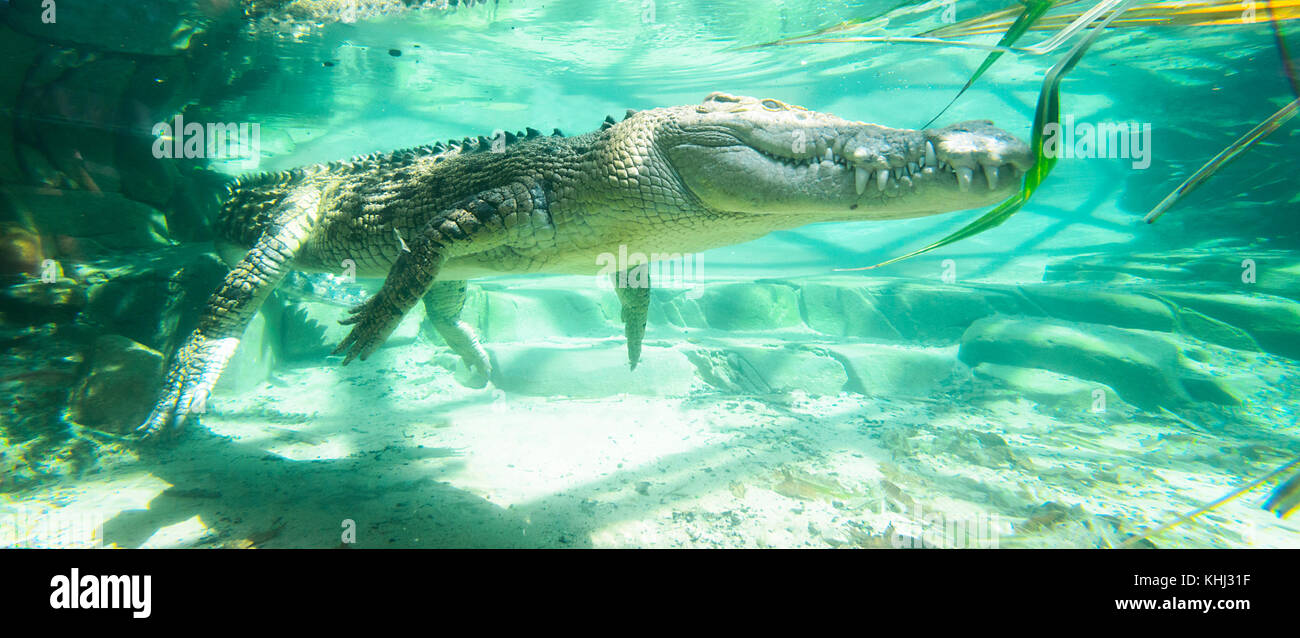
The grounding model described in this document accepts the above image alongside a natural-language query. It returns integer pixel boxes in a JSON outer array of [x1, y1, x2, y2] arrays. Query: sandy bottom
[[4, 329, 1298, 550]]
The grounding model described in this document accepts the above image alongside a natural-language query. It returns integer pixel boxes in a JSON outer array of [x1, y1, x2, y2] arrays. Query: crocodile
[[137, 92, 1032, 439], [247, 0, 496, 32]]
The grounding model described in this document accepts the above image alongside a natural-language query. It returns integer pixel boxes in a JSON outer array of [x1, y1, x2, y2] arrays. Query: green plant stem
[[1119, 455, 1300, 548], [841, 0, 1138, 272]]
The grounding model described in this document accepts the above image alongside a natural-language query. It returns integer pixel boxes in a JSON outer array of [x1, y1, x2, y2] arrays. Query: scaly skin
[[246, 0, 493, 29], [137, 93, 1032, 439]]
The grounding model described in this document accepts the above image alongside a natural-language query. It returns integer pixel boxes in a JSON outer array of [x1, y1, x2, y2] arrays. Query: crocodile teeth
[[925, 141, 936, 168], [855, 166, 868, 195], [815, 138, 828, 157], [876, 168, 889, 191], [957, 166, 974, 192], [824, 148, 834, 162], [984, 165, 999, 190], [908, 162, 919, 175]]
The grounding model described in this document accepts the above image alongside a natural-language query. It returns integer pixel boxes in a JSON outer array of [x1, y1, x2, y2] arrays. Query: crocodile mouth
[[748, 134, 1025, 198], [666, 115, 1032, 217]]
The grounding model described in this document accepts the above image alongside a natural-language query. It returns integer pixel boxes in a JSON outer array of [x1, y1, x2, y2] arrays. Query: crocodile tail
[[215, 168, 307, 245]]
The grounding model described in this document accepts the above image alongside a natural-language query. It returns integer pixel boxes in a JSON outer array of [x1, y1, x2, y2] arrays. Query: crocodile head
[[653, 92, 1033, 220]]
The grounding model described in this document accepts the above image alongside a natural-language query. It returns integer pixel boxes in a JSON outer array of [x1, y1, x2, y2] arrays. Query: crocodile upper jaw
[[657, 94, 1032, 220]]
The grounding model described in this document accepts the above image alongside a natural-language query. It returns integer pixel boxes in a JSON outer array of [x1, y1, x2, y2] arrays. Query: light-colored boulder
[[972, 362, 1131, 413], [825, 343, 960, 397], [691, 345, 849, 395], [1158, 291, 1300, 360], [1017, 286, 1176, 332], [799, 282, 902, 340], [856, 281, 1021, 342], [476, 286, 619, 342], [689, 283, 802, 331], [1174, 307, 1260, 352], [958, 317, 1234, 409]]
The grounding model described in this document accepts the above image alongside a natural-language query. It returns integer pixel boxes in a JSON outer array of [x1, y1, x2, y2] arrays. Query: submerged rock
[[0, 24, 38, 182], [692, 283, 802, 331], [972, 362, 1131, 414], [0, 326, 84, 449], [1156, 291, 1300, 361], [0, 223, 44, 276], [689, 344, 848, 395], [858, 282, 1021, 342], [66, 335, 164, 434], [1172, 306, 1260, 352], [476, 285, 618, 342], [78, 247, 227, 353], [1016, 287, 1176, 333], [5, 0, 238, 56], [0, 277, 87, 326], [792, 278, 1022, 343], [1046, 250, 1300, 301], [958, 317, 1235, 410], [825, 343, 959, 397], [6, 187, 170, 254], [799, 281, 902, 339]]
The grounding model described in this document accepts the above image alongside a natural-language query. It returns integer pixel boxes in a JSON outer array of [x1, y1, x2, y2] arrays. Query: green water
[[1, 0, 1298, 548]]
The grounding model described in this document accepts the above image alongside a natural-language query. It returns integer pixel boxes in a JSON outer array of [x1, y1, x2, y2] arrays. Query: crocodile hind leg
[[136, 187, 322, 439], [613, 263, 650, 370], [333, 184, 525, 364], [422, 279, 491, 379]]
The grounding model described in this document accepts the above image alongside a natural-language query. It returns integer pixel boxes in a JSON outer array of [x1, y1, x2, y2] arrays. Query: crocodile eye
[[705, 92, 741, 104], [760, 99, 783, 111]]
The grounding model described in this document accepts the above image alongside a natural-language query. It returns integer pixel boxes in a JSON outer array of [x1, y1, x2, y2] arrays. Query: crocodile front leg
[[137, 187, 322, 439], [333, 184, 526, 364], [422, 279, 491, 380], [614, 263, 650, 370]]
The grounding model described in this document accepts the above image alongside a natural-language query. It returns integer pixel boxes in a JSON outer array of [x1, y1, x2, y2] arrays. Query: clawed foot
[[333, 294, 405, 365], [435, 319, 491, 378], [134, 335, 240, 441]]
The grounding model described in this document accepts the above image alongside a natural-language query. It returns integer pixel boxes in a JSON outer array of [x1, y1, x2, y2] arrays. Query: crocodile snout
[[924, 120, 1034, 193]]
